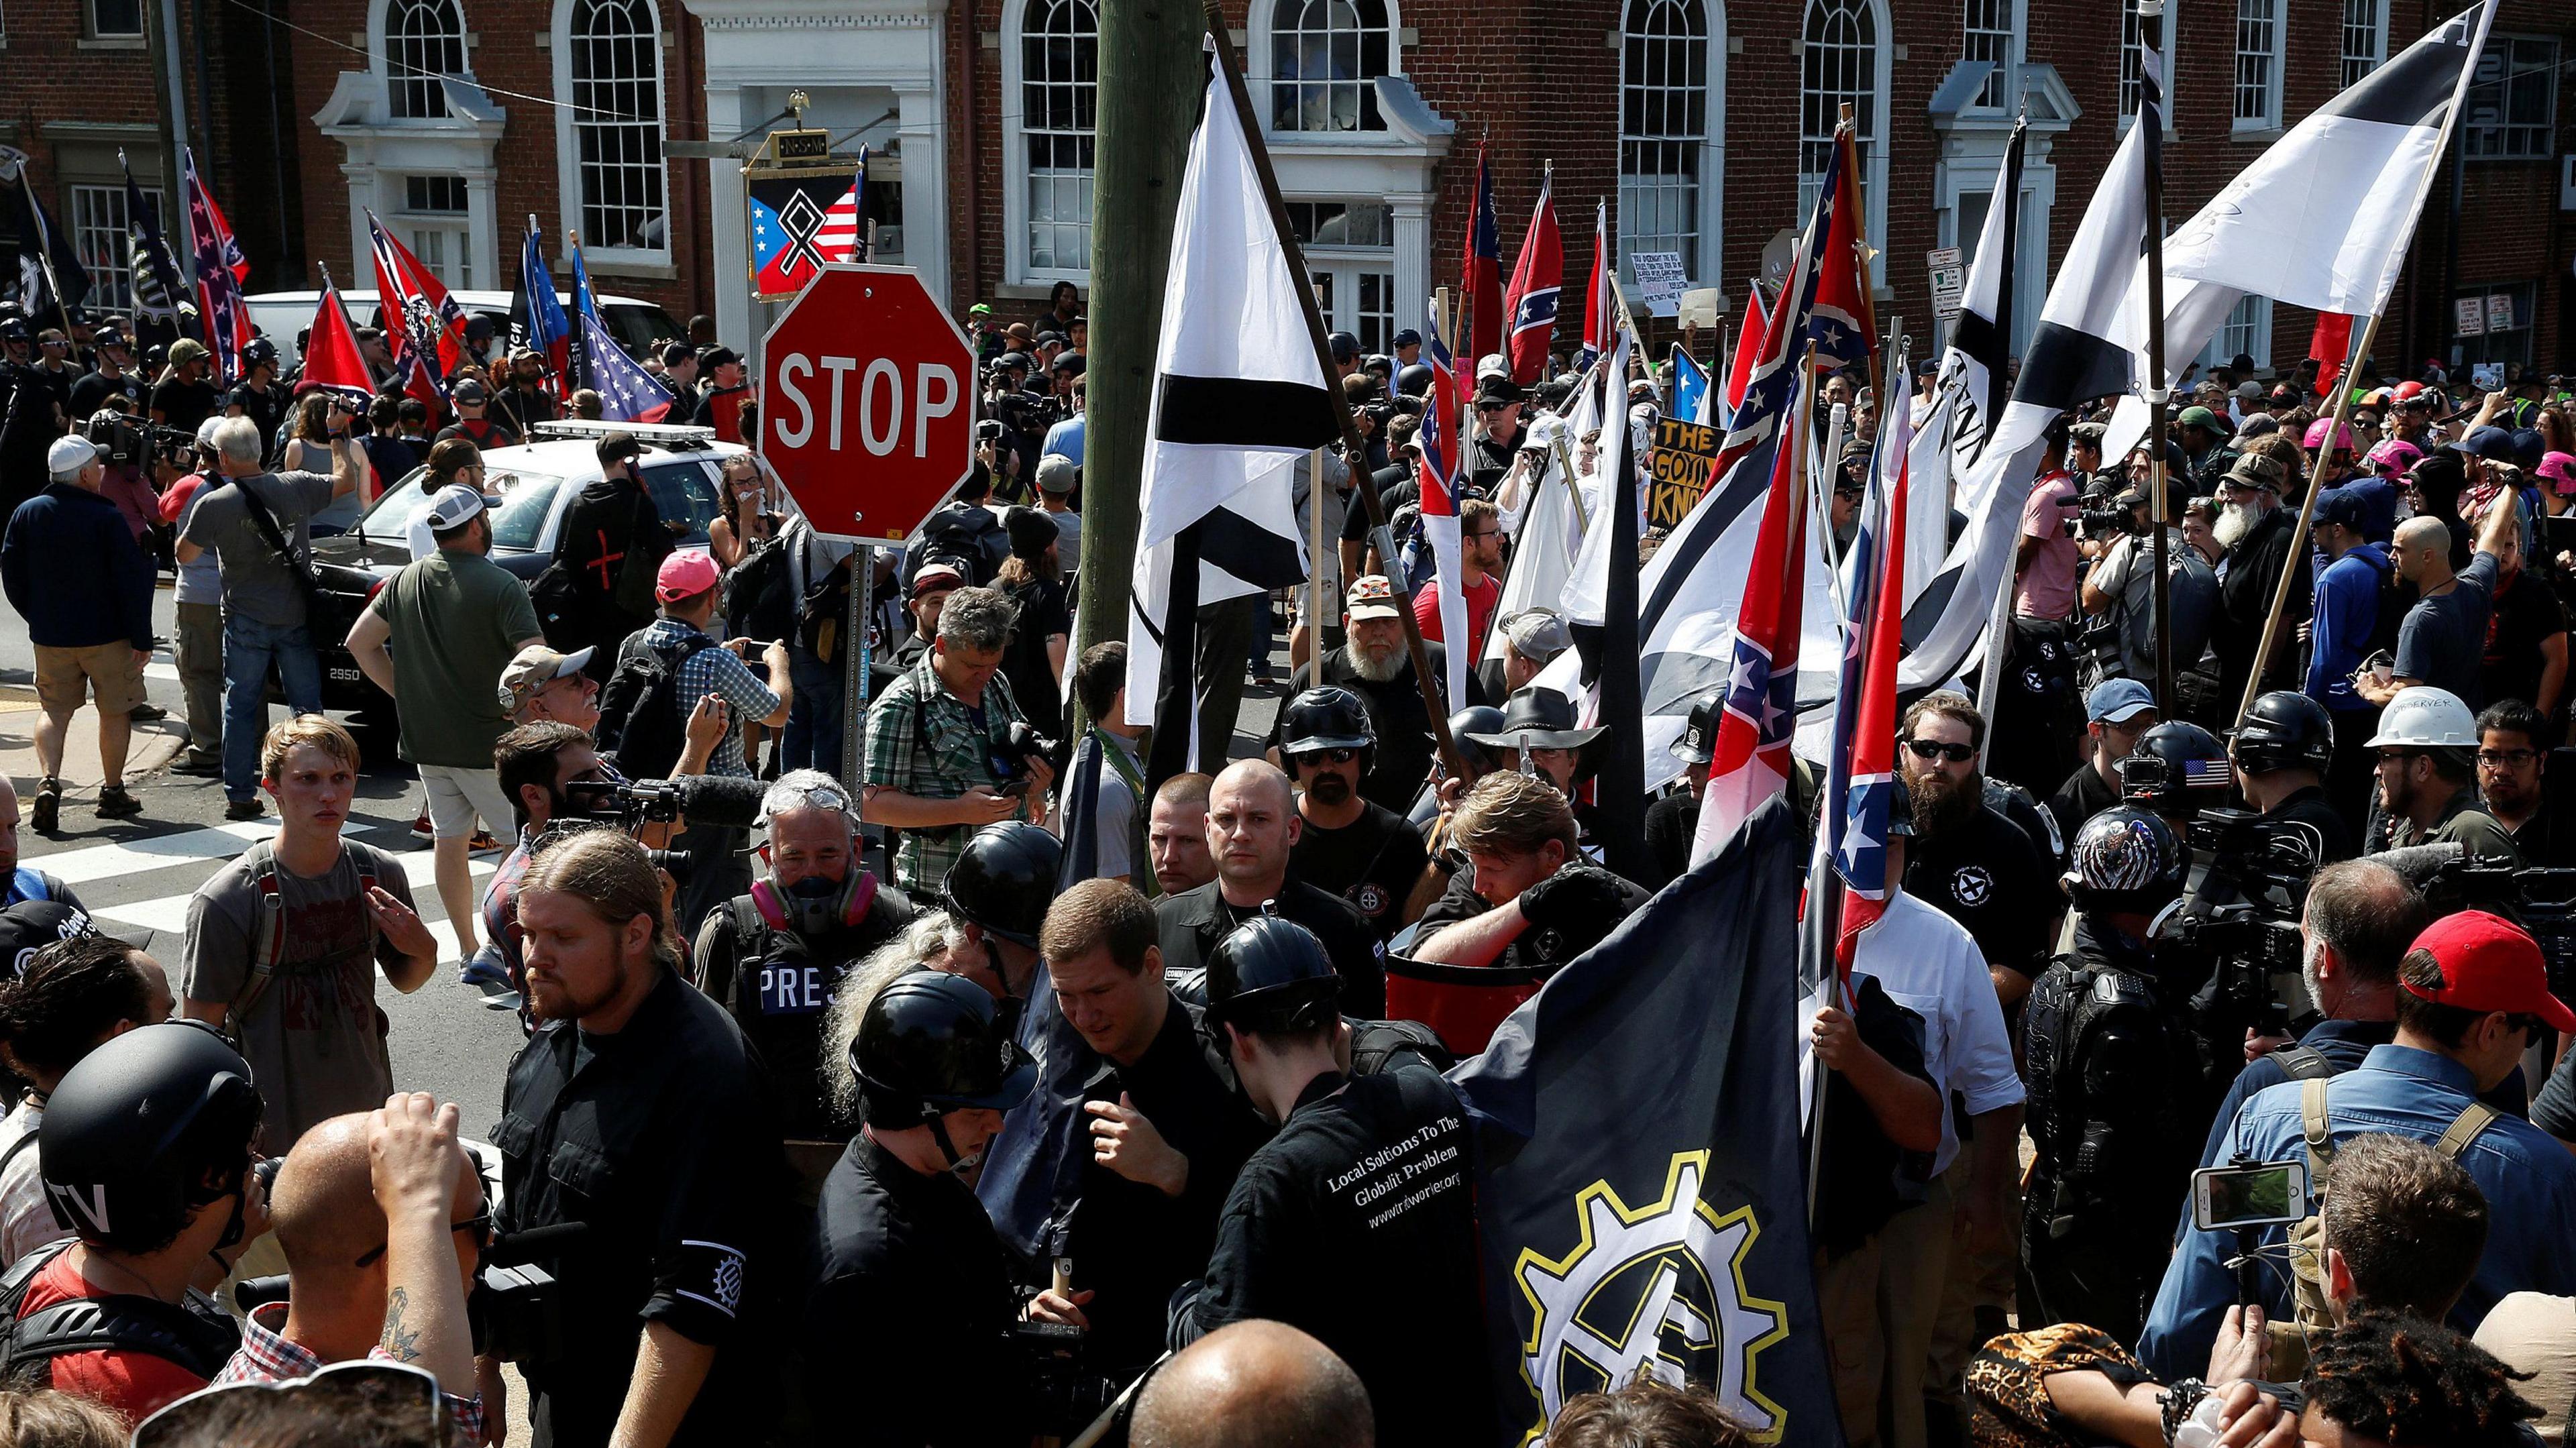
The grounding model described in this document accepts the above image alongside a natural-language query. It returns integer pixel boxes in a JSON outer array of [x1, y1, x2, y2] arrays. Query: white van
[[241, 288, 687, 370]]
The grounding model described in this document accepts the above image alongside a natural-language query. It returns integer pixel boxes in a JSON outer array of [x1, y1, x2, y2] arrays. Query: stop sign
[[759, 264, 973, 541]]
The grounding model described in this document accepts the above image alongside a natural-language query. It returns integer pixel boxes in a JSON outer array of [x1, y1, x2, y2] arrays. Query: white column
[[1390, 192, 1432, 341], [464, 168, 501, 292], [895, 85, 949, 304], [345, 162, 380, 289], [706, 83, 753, 353]]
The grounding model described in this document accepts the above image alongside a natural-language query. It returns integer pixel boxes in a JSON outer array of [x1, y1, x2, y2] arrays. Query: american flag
[[814, 148, 868, 264], [1500, 170, 1561, 385], [568, 237, 671, 423], [182, 149, 252, 382]]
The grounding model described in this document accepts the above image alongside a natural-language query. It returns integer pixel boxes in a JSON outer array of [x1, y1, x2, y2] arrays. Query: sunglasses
[[1904, 738, 1976, 764], [1293, 747, 1361, 765], [356, 1207, 494, 1268]]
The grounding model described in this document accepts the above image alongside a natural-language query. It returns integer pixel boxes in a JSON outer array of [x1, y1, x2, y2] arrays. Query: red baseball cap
[[2403, 910, 2576, 1032], [655, 550, 722, 604]]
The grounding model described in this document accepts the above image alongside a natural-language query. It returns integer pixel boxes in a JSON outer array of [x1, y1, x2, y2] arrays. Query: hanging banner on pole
[[744, 124, 867, 302]]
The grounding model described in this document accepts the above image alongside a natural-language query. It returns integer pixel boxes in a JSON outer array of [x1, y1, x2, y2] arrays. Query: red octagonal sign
[[760, 264, 973, 542]]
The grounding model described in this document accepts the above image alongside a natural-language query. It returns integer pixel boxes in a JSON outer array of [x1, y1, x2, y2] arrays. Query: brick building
[[3, 0, 2569, 381]]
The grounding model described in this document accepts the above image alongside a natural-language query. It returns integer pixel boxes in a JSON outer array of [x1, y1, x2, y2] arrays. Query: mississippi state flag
[[1461, 147, 1503, 364], [1501, 171, 1562, 385]]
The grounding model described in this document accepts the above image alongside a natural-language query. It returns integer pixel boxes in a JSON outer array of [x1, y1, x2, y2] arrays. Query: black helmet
[[1447, 706, 1506, 775], [1395, 363, 1434, 398], [1674, 687, 1726, 767], [239, 336, 278, 369], [2116, 722, 2229, 810], [1204, 916, 1341, 1036], [2233, 691, 2333, 775], [850, 972, 1036, 1128], [2062, 805, 2190, 915], [941, 822, 1060, 949], [40, 1022, 260, 1251], [1279, 687, 1376, 758]]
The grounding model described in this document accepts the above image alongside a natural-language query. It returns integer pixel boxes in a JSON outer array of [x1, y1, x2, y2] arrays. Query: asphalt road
[[1, 579, 1296, 1141]]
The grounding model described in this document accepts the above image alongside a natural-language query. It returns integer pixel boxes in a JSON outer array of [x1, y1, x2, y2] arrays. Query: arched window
[[1269, 0, 1390, 134], [566, 0, 666, 255], [1619, 0, 1710, 284], [1799, 0, 1875, 196], [1020, 0, 1098, 276], [384, 0, 466, 119]]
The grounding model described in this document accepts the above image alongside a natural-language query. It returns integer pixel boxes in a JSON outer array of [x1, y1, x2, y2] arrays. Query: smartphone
[[998, 777, 1032, 798], [2191, 1160, 2310, 1232]]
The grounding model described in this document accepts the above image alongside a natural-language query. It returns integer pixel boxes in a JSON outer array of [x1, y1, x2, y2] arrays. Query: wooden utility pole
[[1072, 0, 1210, 686]]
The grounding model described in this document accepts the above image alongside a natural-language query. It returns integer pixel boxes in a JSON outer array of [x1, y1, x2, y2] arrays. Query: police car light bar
[[530, 420, 720, 447]]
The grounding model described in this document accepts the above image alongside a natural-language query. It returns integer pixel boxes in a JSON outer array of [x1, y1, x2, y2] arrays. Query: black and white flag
[[1124, 45, 1338, 769]]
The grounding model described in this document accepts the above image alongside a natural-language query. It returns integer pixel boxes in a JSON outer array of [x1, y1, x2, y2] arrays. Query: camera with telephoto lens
[[2161, 807, 2321, 1041], [993, 720, 1059, 792], [550, 781, 693, 879], [231, 1223, 588, 1366], [2387, 848, 2576, 1005], [2075, 505, 2135, 543], [84, 408, 184, 469]]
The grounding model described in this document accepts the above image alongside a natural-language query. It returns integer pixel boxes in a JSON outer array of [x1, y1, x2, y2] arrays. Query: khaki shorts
[[420, 763, 516, 841], [32, 643, 144, 717]]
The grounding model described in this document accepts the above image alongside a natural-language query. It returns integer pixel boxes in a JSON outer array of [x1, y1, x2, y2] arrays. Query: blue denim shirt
[[2139, 1043, 2576, 1381]]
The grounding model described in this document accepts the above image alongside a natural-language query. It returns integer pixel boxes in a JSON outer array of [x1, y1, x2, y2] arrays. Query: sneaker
[[29, 781, 59, 834], [468, 829, 500, 852], [411, 813, 434, 840], [96, 785, 142, 819], [127, 703, 168, 722], [224, 797, 265, 822], [172, 755, 224, 777]]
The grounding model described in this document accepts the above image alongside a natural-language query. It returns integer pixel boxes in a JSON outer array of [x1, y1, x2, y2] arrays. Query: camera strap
[[226, 475, 327, 622]]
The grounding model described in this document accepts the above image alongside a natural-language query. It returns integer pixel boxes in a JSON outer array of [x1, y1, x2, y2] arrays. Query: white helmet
[[2366, 686, 2478, 749]]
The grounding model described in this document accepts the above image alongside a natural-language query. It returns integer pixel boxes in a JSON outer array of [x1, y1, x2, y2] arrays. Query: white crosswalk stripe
[[91, 853, 500, 936]]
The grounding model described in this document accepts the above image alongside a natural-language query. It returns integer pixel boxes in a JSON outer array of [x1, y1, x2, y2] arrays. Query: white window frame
[[396, 174, 476, 289], [2117, 0, 2179, 133], [2339, 0, 2387, 89], [1617, 0, 1724, 289], [1797, 0, 1888, 287], [2231, 0, 2282, 133], [68, 184, 132, 315], [1000, 0, 1101, 287], [379, 0, 468, 121], [1261, 0, 1397, 135], [550, 0, 670, 266], [2464, 35, 2559, 162], [1960, 0, 2023, 111], [2198, 294, 2272, 372], [85, 0, 143, 39]]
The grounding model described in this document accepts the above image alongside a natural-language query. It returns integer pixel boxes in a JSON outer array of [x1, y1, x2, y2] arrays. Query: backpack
[[724, 537, 800, 646], [596, 632, 721, 778], [2267, 1078, 2499, 1376], [221, 840, 384, 1054], [914, 503, 1006, 588], [796, 554, 853, 666], [0, 1241, 240, 1392], [2021, 953, 2176, 1229]]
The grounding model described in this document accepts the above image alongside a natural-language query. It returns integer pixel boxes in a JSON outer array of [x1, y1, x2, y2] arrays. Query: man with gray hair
[[692, 769, 913, 1160], [174, 411, 363, 820], [1, 434, 158, 829], [862, 584, 1052, 893]]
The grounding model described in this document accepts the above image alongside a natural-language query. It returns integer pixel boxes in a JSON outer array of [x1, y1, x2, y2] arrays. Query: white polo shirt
[[1849, 888, 2025, 1178]]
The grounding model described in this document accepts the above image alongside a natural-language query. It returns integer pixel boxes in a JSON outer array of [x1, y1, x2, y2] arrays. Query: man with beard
[[2359, 496, 2516, 712], [2211, 451, 2313, 712], [2474, 700, 2568, 866], [1155, 761, 1383, 1016], [490, 828, 788, 1447], [1280, 689, 1428, 942], [1273, 575, 1466, 814], [2367, 686, 2521, 862], [1897, 693, 2056, 1007]]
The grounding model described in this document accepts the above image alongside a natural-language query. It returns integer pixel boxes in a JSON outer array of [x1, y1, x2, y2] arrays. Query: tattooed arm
[[371, 1092, 480, 1396]]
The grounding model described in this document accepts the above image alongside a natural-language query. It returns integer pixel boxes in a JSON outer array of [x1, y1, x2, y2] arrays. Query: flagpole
[[2141, 0, 2176, 713], [2235, 0, 2498, 728], [1837, 107, 1885, 409], [9, 170, 77, 341], [1199, 10, 1470, 781]]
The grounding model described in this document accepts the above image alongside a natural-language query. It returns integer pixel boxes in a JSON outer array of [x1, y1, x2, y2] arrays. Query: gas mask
[[749, 869, 879, 940]]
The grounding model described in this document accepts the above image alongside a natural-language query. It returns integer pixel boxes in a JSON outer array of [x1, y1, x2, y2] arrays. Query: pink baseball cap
[[654, 550, 722, 603], [2304, 417, 2357, 453], [2365, 438, 2424, 477], [2540, 451, 2576, 495]]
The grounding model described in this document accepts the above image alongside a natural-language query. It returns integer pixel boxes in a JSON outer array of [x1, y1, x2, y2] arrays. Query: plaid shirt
[[215, 1301, 487, 1446], [863, 651, 1030, 891], [639, 618, 781, 777]]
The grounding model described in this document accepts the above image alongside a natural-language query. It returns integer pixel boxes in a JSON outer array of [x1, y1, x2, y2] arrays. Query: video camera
[[2379, 844, 2576, 1004], [233, 1221, 590, 1367], [2161, 807, 2322, 1040], [83, 409, 193, 470]]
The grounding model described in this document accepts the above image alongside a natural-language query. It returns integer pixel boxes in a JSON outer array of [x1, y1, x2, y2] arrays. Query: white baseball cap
[[46, 435, 97, 476], [420, 482, 488, 531]]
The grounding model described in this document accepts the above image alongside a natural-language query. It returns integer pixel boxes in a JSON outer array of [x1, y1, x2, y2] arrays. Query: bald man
[[213, 1093, 486, 1432], [1130, 1321, 1373, 1448], [2357, 492, 2515, 709], [1152, 760, 1387, 1015]]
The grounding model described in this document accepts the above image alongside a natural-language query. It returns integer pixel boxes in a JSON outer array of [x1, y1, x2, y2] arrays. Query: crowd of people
[[5, 266, 2576, 1448]]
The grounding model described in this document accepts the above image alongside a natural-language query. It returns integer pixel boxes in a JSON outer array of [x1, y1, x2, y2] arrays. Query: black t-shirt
[[806, 1135, 1030, 1447], [150, 376, 221, 435], [1274, 646, 1472, 814], [435, 415, 522, 451], [66, 370, 144, 425], [1640, 789, 1700, 892], [2048, 761, 2121, 851], [1904, 800, 2056, 982], [998, 575, 1071, 730], [2257, 785, 2358, 867], [1175, 1065, 1495, 1448], [225, 381, 288, 461], [1289, 801, 1428, 940], [1155, 880, 1387, 1017], [493, 382, 559, 435], [2482, 565, 2567, 717]]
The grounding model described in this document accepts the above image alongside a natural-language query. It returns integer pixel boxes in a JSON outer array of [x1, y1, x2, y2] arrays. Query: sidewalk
[[0, 681, 192, 799]]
